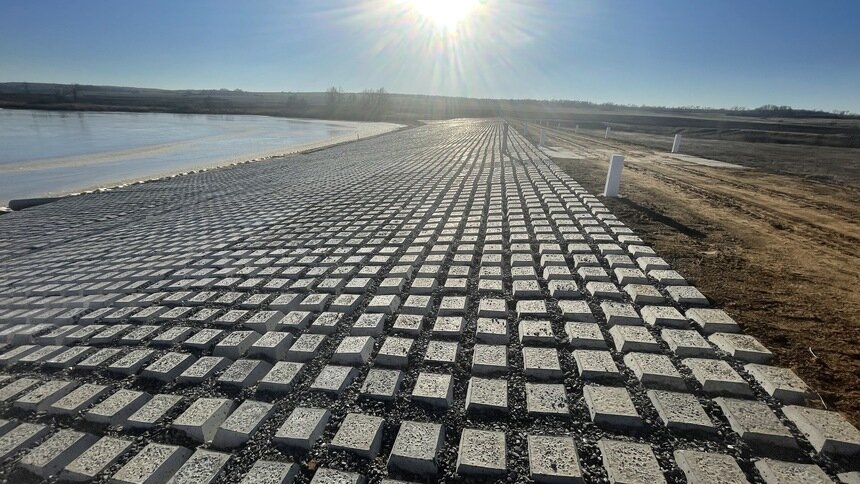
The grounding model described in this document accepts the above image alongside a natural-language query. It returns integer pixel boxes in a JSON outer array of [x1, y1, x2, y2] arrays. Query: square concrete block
[[686, 308, 740, 334], [141, 352, 195, 382], [216, 359, 272, 388], [476, 318, 508, 344], [666, 286, 708, 305], [274, 406, 330, 450], [249, 331, 293, 360], [392, 314, 424, 336], [310, 468, 365, 484], [674, 450, 748, 484], [333, 336, 375, 366], [583, 385, 642, 429], [424, 340, 459, 364], [623, 284, 666, 304], [522, 347, 563, 380], [239, 460, 299, 484], [213, 399, 273, 449], [647, 390, 715, 434], [258, 361, 305, 393], [166, 449, 230, 484], [15, 379, 77, 412], [549, 280, 580, 299], [388, 420, 443, 475], [558, 300, 594, 322], [565, 322, 606, 349], [350, 313, 386, 336], [623, 352, 685, 390], [608, 325, 660, 353], [376, 336, 413, 367], [715, 397, 795, 448], [519, 320, 555, 345], [456, 429, 506, 477], [213, 331, 262, 359], [111, 443, 191, 484], [172, 397, 235, 443], [402, 295, 431, 315], [683, 358, 752, 397], [744, 364, 811, 404], [0, 422, 50, 460], [466, 377, 508, 414], [472, 344, 508, 375], [62, 436, 132, 482], [412, 372, 453, 408], [126, 394, 185, 429], [286, 333, 327, 362], [478, 298, 507, 318], [432, 316, 465, 337], [708, 333, 773, 363], [20, 429, 98, 478], [597, 439, 666, 484], [754, 459, 832, 484], [782, 405, 860, 456], [573, 349, 621, 381], [183, 329, 225, 350], [309, 312, 345, 335], [662, 329, 715, 358], [367, 295, 400, 314], [641, 306, 687, 328], [85, 389, 150, 425], [48, 383, 110, 415], [526, 435, 584, 483], [178, 356, 230, 384], [525, 383, 568, 416], [330, 413, 384, 459], [279, 311, 313, 331], [360, 368, 402, 400], [311, 365, 358, 394], [585, 282, 624, 300]]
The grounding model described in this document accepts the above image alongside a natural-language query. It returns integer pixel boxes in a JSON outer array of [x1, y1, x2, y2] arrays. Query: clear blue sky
[[2, 0, 859, 112]]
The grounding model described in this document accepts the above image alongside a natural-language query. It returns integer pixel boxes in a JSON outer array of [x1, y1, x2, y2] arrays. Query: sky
[[1, 0, 859, 112]]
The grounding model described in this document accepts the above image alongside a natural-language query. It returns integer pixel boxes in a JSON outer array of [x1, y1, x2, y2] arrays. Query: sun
[[409, 0, 481, 30]]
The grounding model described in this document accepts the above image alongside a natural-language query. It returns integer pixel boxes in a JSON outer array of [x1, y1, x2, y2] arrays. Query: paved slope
[[0, 120, 856, 483]]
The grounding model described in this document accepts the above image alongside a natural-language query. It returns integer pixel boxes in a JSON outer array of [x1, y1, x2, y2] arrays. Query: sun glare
[[409, 0, 480, 30]]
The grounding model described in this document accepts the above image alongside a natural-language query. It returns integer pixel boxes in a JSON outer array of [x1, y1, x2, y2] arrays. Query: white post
[[671, 134, 682, 153], [574, 125, 579, 134], [539, 128, 546, 147], [603, 154, 625, 197], [605, 126, 611, 139]]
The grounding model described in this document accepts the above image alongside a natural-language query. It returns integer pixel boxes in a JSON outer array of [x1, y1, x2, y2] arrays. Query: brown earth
[[538, 125, 860, 426]]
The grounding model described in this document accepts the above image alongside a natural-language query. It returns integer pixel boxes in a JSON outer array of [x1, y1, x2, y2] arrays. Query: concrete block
[[662, 329, 715, 358], [647, 390, 715, 434], [423, 340, 459, 364], [0, 422, 50, 460], [360, 368, 402, 400], [558, 300, 594, 322], [258, 361, 305, 393], [388, 420, 443, 474], [686, 308, 740, 334], [333, 336, 375, 365], [412, 372, 453, 408], [172, 397, 235, 443], [376, 337, 413, 367], [583, 385, 642, 429], [476, 318, 508, 344], [744, 364, 811, 404], [519, 320, 555, 345], [48, 383, 111, 415], [683, 358, 752, 397], [783, 405, 860, 456], [177, 356, 230, 384], [213, 399, 273, 448], [573, 349, 621, 381], [623, 352, 685, 390], [330, 413, 384, 459], [597, 439, 666, 484], [456, 429, 506, 477], [166, 449, 230, 484], [609, 325, 660, 352], [141, 352, 195, 382], [216, 359, 272, 388], [715, 397, 795, 448], [20, 429, 98, 478], [527, 434, 584, 483], [350, 313, 386, 336], [310, 468, 365, 484], [240, 460, 298, 484], [522, 347, 563, 380], [15, 380, 78, 411], [466, 377, 508, 414], [565, 322, 607, 349], [249, 331, 293, 360], [674, 450, 748, 484], [754, 459, 832, 484], [709, 333, 773, 363], [111, 443, 191, 484], [126, 394, 185, 429], [62, 436, 132, 482], [274, 407, 330, 450], [392, 314, 424, 336], [286, 333, 327, 362], [525, 383, 568, 416], [641, 306, 688, 328], [472, 344, 508, 375], [310, 365, 358, 394]]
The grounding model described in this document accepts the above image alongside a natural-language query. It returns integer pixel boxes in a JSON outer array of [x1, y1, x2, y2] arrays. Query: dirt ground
[[538, 125, 860, 426]]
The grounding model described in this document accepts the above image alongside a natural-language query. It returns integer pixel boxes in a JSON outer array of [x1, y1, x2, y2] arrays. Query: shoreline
[[1, 118, 405, 209]]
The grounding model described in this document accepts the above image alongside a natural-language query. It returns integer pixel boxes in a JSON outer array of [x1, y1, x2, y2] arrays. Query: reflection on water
[[0, 109, 393, 204]]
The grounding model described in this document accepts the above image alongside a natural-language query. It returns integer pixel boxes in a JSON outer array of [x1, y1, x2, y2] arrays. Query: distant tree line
[[325, 87, 389, 121]]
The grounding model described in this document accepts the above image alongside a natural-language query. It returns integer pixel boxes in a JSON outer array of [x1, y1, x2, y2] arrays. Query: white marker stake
[[502, 122, 509, 153], [539, 128, 546, 147], [603, 154, 625, 197], [671, 134, 682, 153], [605, 126, 611, 139], [575, 125, 579, 134]]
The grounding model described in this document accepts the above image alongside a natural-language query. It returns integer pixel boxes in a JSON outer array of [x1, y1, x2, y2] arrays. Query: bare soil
[[542, 126, 860, 426]]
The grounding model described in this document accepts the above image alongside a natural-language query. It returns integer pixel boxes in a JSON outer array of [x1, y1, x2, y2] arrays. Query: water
[[0, 109, 399, 204]]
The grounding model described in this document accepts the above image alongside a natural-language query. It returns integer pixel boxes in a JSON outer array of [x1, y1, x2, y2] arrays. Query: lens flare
[[409, 0, 480, 30]]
